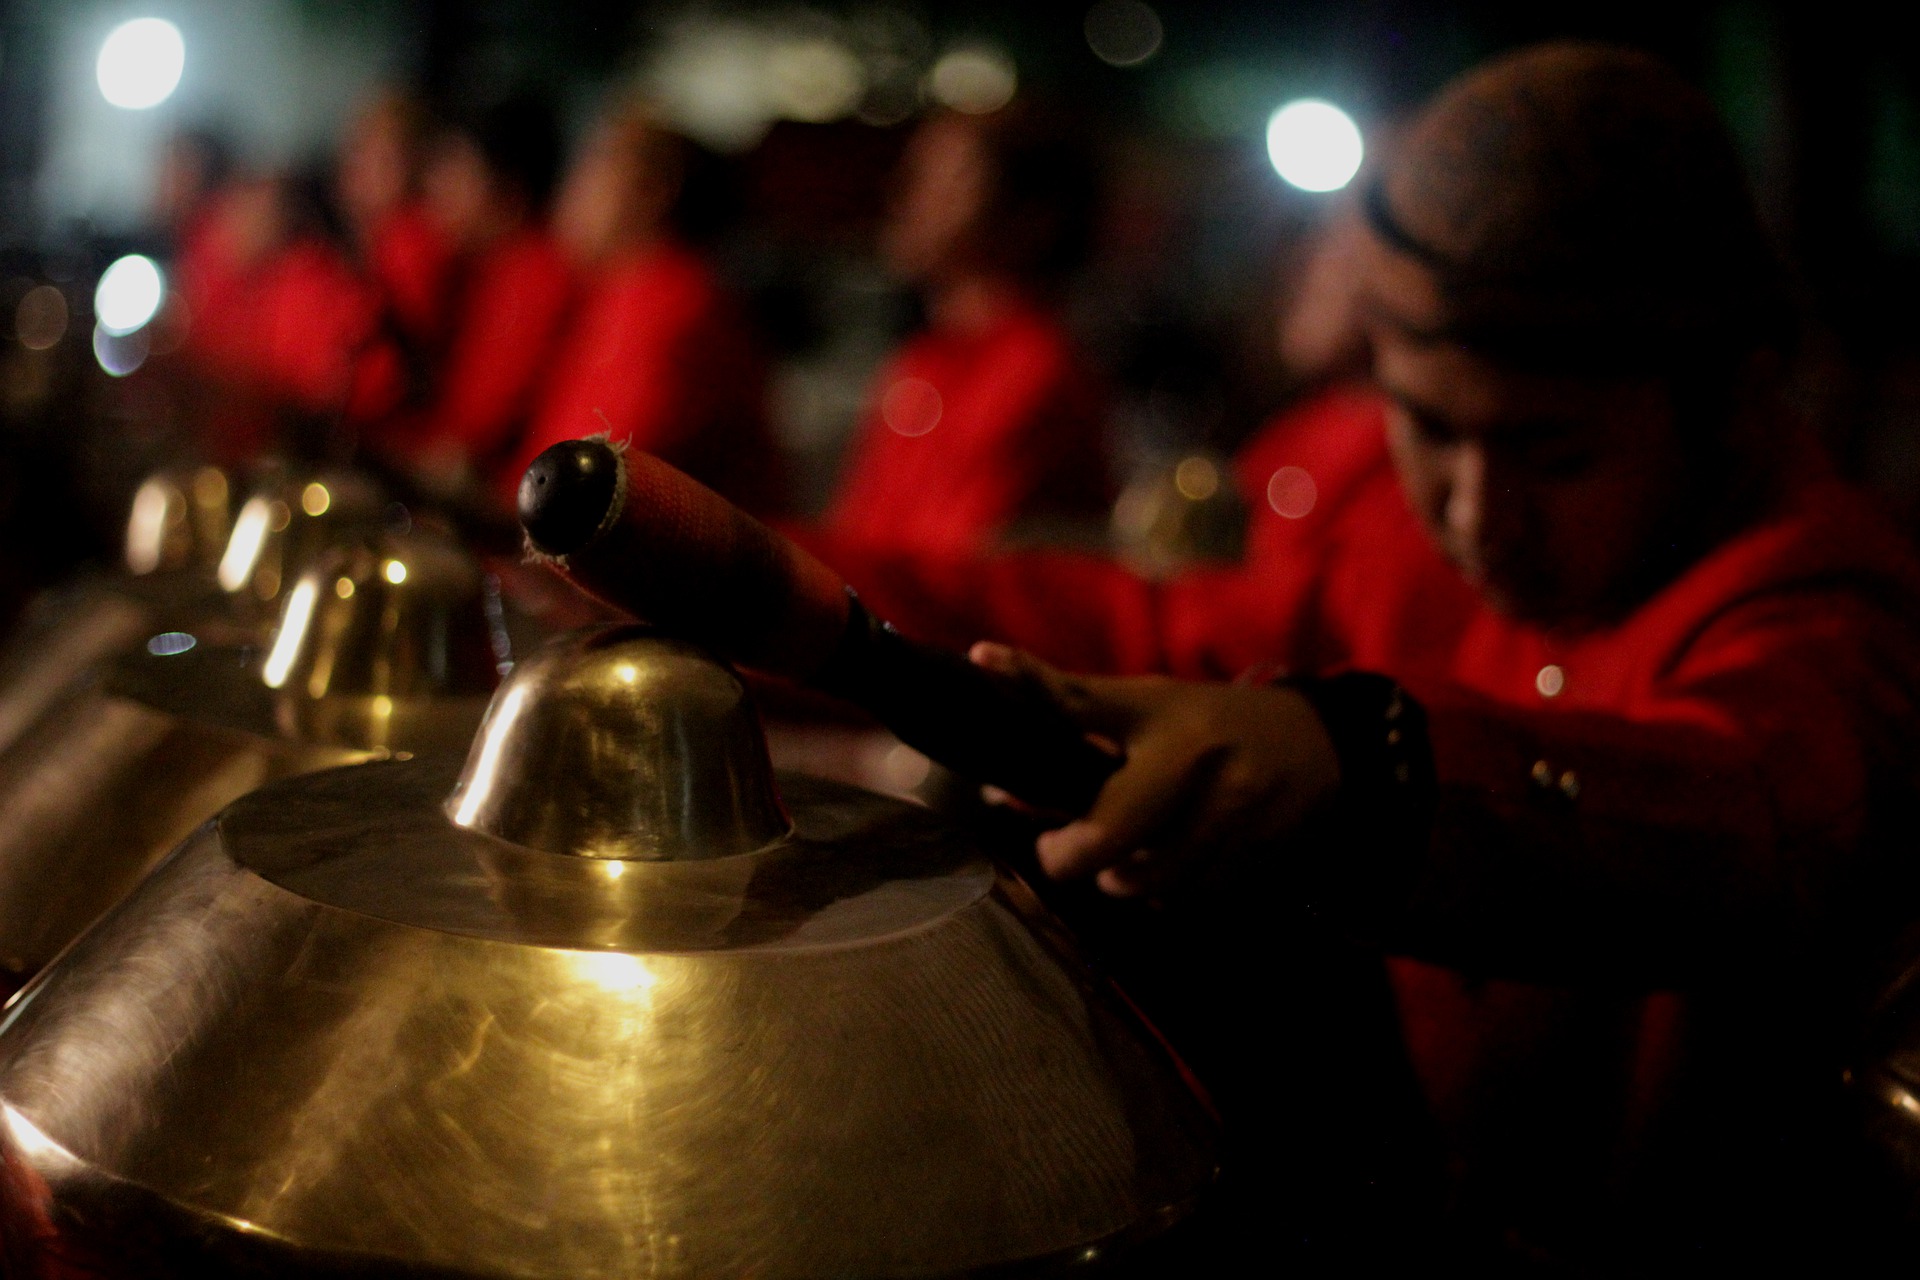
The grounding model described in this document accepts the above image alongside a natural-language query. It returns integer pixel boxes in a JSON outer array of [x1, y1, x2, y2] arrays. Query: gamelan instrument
[[517, 439, 1121, 815], [0, 625, 1217, 1277], [0, 529, 496, 987], [0, 466, 386, 759]]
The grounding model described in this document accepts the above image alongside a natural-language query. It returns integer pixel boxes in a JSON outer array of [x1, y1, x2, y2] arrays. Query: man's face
[[554, 121, 650, 265], [1363, 243, 1693, 626], [423, 138, 493, 249], [880, 116, 989, 285], [337, 104, 411, 231]]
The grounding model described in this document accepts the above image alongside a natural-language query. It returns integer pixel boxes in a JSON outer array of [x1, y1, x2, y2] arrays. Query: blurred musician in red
[[168, 167, 380, 461], [819, 106, 1111, 552], [154, 127, 234, 282], [503, 106, 781, 513], [335, 90, 453, 364], [368, 94, 573, 490], [826, 44, 1920, 1267]]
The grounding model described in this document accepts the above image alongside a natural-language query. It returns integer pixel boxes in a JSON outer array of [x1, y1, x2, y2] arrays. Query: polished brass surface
[[260, 536, 500, 748], [0, 533, 498, 980], [253, 757, 981, 951], [0, 631, 1218, 1278], [1856, 955, 1920, 1213], [0, 763, 1214, 1278], [0, 467, 386, 763], [0, 464, 235, 759], [448, 627, 791, 861], [216, 469, 387, 615], [0, 577, 164, 757], [124, 465, 233, 576]]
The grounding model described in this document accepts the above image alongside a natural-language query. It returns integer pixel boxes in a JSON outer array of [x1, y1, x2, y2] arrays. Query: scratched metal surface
[[0, 631, 1217, 1278]]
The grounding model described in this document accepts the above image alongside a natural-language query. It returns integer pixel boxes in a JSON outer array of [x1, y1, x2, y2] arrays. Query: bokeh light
[[262, 578, 318, 689], [1173, 455, 1220, 501], [766, 38, 865, 123], [94, 255, 164, 335], [92, 322, 151, 377], [14, 286, 68, 351], [1266, 99, 1364, 193], [146, 632, 197, 657], [928, 47, 1018, 115], [1085, 1, 1163, 68], [881, 377, 943, 437], [96, 18, 185, 110], [218, 496, 273, 592], [124, 476, 176, 573], [1266, 465, 1317, 518]]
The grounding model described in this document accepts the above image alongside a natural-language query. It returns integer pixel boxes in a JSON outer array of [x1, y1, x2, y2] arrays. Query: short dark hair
[[1367, 43, 1795, 379], [466, 93, 564, 213]]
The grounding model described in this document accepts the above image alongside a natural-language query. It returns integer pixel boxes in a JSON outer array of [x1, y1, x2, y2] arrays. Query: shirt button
[[1535, 664, 1566, 698]]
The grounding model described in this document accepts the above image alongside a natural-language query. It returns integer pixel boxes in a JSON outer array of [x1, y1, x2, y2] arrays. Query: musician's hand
[[969, 642, 1341, 898]]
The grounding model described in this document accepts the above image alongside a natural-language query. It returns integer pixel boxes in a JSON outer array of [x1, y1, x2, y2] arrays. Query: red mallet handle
[[519, 440, 1119, 815], [520, 440, 850, 678]]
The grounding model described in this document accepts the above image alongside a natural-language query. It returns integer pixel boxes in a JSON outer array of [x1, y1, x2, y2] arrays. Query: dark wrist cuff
[[1287, 671, 1436, 913], [1293, 673, 1434, 810]]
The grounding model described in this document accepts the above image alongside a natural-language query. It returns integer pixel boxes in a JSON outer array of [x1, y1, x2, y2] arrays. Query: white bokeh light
[[928, 47, 1018, 115], [96, 18, 186, 110], [93, 322, 151, 377], [766, 38, 865, 123], [95, 255, 165, 335], [1265, 99, 1364, 193]]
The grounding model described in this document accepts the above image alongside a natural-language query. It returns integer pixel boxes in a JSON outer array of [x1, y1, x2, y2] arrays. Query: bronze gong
[[0, 626, 1217, 1277]]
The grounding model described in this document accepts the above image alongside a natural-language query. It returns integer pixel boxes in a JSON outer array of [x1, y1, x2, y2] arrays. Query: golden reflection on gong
[[219, 496, 274, 591], [262, 578, 320, 689]]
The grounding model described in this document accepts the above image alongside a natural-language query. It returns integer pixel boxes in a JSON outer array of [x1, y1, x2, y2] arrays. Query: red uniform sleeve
[[520, 263, 708, 467], [369, 206, 455, 348], [822, 310, 1111, 552], [805, 385, 1398, 677], [252, 242, 384, 413], [1393, 584, 1920, 985]]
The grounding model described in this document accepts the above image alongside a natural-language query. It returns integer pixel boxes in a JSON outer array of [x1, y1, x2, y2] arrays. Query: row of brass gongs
[[16, 459, 1920, 1274], [0, 463, 1218, 1277]]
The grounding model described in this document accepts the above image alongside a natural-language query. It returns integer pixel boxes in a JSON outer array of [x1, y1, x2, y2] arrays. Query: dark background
[[1, 0, 1918, 594]]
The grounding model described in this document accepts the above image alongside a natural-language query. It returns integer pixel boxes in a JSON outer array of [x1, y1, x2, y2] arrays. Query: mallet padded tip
[[519, 439, 623, 556]]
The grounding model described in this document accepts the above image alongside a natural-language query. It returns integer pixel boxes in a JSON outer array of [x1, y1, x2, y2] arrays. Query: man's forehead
[[1359, 227, 1671, 428], [1355, 229, 1450, 339], [1374, 322, 1668, 444]]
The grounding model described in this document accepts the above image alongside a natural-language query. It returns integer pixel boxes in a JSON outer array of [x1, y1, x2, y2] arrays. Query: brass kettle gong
[[0, 531, 497, 987], [0, 626, 1216, 1278]]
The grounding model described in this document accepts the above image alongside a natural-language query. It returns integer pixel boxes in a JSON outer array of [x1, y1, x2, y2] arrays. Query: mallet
[[518, 439, 1119, 815]]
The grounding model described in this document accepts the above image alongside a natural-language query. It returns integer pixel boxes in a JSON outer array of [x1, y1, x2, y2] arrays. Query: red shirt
[[171, 224, 385, 463], [507, 241, 780, 512], [821, 302, 1110, 552], [814, 384, 1920, 1253], [172, 203, 253, 377], [175, 219, 377, 413], [251, 239, 383, 412], [366, 204, 455, 350], [380, 227, 574, 471]]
